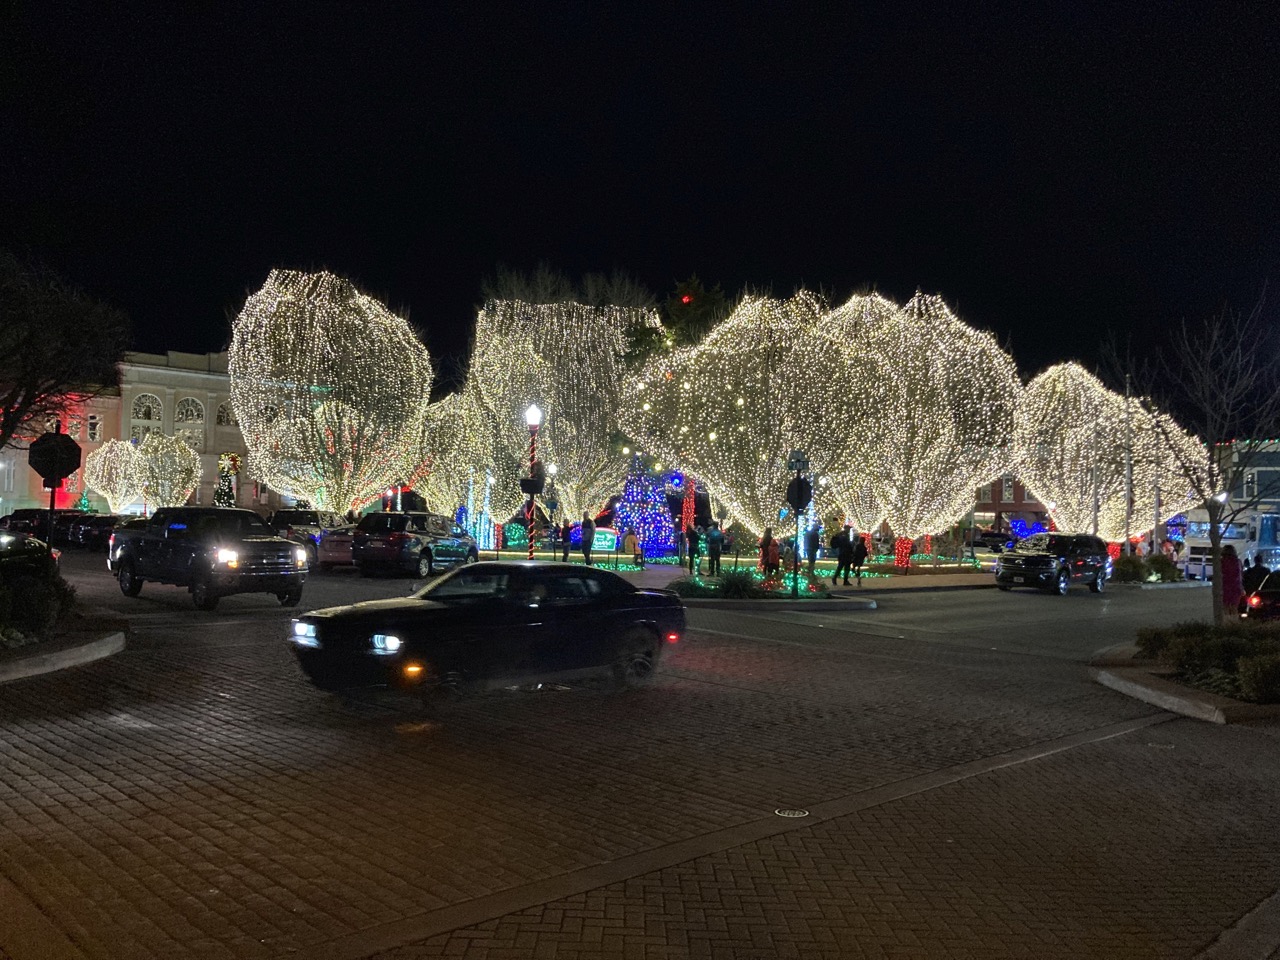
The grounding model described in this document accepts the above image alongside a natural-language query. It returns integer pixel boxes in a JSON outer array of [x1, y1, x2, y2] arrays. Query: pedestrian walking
[[622, 527, 644, 569], [1243, 552, 1270, 594], [686, 523, 701, 575], [581, 512, 596, 566], [759, 527, 780, 575], [831, 523, 853, 585], [804, 524, 821, 575], [705, 521, 724, 576], [850, 532, 869, 585], [1221, 544, 1244, 617], [561, 518, 572, 562]]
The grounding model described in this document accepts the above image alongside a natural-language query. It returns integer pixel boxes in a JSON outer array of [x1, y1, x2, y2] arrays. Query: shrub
[[1111, 553, 1148, 583], [0, 572, 77, 640], [718, 569, 763, 599], [1237, 653, 1280, 703], [669, 576, 719, 599], [1146, 553, 1182, 583], [1135, 620, 1214, 660], [1165, 622, 1280, 676]]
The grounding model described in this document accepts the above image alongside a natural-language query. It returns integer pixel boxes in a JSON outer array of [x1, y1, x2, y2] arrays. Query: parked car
[[50, 510, 89, 544], [111, 506, 307, 610], [972, 529, 1013, 553], [352, 511, 479, 577], [0, 532, 60, 580], [1241, 571, 1280, 621], [288, 560, 686, 697], [69, 514, 121, 550], [994, 532, 1112, 595], [268, 509, 342, 561], [1, 508, 85, 542], [316, 524, 356, 570]]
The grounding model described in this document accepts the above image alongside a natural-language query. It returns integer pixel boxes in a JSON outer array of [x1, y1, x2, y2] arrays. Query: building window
[[1245, 471, 1257, 499], [1001, 476, 1016, 503], [86, 414, 102, 442], [130, 393, 163, 442], [216, 401, 237, 426], [978, 483, 992, 503], [175, 398, 206, 451]]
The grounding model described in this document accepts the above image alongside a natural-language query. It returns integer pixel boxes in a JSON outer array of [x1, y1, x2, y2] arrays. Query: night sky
[[3, 1, 1277, 384]]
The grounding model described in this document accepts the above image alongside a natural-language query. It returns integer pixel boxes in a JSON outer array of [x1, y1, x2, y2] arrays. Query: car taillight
[[1249, 595, 1263, 608], [666, 632, 680, 644]]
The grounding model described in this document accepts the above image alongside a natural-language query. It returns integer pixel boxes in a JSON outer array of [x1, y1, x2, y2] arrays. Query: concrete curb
[[1106, 580, 1210, 590], [681, 597, 877, 611], [1088, 642, 1280, 724], [0, 631, 126, 685]]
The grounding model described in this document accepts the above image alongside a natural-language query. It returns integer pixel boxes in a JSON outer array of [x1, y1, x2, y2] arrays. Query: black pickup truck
[[111, 507, 308, 610]]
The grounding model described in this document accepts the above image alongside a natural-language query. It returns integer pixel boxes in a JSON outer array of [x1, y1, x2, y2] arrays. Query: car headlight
[[291, 620, 319, 647], [371, 633, 402, 655], [216, 548, 239, 567], [295, 547, 308, 567]]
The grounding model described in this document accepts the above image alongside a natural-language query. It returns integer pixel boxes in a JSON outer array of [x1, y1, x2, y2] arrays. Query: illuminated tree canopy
[[84, 438, 141, 513], [441, 300, 663, 523], [133, 433, 202, 508], [623, 292, 865, 536], [1016, 363, 1205, 540], [229, 269, 434, 513]]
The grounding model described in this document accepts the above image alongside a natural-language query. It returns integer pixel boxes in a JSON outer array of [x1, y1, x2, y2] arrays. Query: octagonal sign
[[28, 431, 82, 481]]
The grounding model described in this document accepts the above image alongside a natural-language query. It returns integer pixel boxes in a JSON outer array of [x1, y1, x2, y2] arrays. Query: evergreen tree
[[613, 457, 675, 558]]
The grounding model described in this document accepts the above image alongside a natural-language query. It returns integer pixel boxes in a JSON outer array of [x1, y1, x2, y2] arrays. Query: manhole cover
[[774, 808, 809, 818]]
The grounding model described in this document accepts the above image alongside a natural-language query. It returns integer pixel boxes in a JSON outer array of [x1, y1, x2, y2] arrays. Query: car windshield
[[415, 569, 512, 602], [191, 512, 274, 537], [1016, 534, 1072, 554], [276, 511, 320, 526], [357, 513, 410, 533]]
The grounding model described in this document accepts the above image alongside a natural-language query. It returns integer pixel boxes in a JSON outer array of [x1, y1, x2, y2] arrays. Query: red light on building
[[680, 294, 693, 304]]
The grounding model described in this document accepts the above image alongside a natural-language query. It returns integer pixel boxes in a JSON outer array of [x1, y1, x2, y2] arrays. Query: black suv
[[352, 511, 479, 577], [995, 532, 1112, 595]]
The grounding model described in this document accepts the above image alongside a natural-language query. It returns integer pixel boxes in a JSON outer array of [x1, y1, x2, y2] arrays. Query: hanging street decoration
[[228, 269, 434, 514]]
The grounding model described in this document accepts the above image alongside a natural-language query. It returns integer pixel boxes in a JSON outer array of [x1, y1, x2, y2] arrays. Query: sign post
[[785, 450, 812, 600], [28, 422, 82, 555]]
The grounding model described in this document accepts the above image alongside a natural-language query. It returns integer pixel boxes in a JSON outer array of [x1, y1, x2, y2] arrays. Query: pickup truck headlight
[[216, 548, 239, 567], [371, 633, 402, 655], [291, 620, 320, 647], [295, 547, 308, 567]]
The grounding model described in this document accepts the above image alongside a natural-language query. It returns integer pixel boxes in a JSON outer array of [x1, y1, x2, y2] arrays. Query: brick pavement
[[0, 561, 1275, 960]]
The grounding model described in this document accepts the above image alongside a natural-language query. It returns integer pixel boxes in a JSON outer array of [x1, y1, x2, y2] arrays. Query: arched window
[[130, 393, 163, 442], [216, 401, 237, 426], [175, 397, 206, 451]]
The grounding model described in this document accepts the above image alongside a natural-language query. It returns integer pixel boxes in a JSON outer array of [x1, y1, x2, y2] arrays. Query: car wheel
[[191, 577, 219, 611], [420, 670, 466, 713], [997, 584, 1011, 591], [417, 551, 433, 578], [612, 630, 658, 689], [278, 589, 302, 607], [465, 549, 478, 564], [118, 559, 143, 597], [1089, 571, 1106, 594], [1054, 569, 1070, 596]]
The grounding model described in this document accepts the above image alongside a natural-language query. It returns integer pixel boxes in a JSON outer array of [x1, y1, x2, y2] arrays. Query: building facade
[[0, 351, 287, 516], [972, 473, 1048, 532]]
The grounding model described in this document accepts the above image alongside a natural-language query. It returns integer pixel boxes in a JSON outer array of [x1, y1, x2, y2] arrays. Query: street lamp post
[[524, 404, 543, 561]]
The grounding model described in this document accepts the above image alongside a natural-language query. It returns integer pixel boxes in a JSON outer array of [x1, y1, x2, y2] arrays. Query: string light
[[84, 439, 141, 513], [1015, 363, 1205, 541], [133, 433, 202, 508], [417, 300, 663, 524], [623, 292, 863, 535], [228, 270, 434, 513]]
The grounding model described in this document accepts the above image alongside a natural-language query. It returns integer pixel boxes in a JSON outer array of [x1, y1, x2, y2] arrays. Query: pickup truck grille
[[240, 551, 297, 574]]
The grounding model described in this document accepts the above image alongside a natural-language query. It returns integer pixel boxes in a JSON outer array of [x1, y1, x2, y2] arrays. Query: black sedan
[[289, 561, 686, 698], [1241, 572, 1280, 621], [0, 532, 60, 581]]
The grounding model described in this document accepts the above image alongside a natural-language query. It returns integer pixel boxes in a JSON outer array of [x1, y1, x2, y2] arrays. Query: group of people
[[1219, 545, 1272, 613], [556, 513, 598, 565], [680, 521, 726, 576]]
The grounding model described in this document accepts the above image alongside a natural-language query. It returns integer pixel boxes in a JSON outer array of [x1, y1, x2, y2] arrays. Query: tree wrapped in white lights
[[829, 292, 1021, 564], [456, 300, 664, 523], [133, 433, 202, 508], [229, 270, 434, 513], [1015, 363, 1205, 541], [624, 292, 865, 536], [84, 439, 141, 513]]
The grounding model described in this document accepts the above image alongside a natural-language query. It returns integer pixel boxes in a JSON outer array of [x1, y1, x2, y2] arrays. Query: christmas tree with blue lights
[[614, 457, 675, 558]]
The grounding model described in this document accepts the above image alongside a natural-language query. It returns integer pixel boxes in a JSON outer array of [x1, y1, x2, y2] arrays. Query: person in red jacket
[[1221, 544, 1245, 619]]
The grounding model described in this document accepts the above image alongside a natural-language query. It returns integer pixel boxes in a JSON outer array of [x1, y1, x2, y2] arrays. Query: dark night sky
[[2, 1, 1278, 383]]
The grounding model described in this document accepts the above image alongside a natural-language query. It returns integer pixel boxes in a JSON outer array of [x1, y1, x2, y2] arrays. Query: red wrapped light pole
[[524, 404, 543, 561]]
